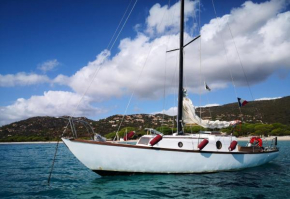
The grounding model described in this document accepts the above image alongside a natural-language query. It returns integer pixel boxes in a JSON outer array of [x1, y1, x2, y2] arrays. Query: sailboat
[[62, 0, 279, 176]]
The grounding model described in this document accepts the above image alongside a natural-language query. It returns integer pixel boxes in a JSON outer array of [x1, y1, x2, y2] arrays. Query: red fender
[[150, 134, 163, 146], [198, 139, 209, 151], [123, 131, 135, 141], [228, 140, 238, 151]]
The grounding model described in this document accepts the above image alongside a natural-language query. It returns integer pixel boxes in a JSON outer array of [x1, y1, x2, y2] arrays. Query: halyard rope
[[49, 0, 138, 184]]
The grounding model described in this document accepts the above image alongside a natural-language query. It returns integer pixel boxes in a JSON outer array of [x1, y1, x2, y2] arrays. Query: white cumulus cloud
[[0, 91, 106, 126], [197, 104, 220, 108], [153, 106, 177, 116], [38, 59, 60, 73], [1, 0, 290, 125], [53, 0, 290, 101], [146, 0, 197, 35], [255, 97, 282, 101], [0, 72, 50, 87]]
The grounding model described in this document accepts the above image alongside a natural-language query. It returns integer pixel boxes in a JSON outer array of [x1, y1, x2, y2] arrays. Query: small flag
[[204, 82, 211, 91], [237, 97, 248, 107]]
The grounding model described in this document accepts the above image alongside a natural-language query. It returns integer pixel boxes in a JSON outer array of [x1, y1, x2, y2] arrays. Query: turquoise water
[[0, 141, 289, 199]]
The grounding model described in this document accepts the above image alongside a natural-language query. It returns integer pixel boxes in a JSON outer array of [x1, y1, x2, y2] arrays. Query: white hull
[[62, 138, 279, 175]]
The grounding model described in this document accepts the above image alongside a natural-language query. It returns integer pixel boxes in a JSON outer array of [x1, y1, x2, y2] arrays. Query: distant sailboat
[[62, 0, 279, 176]]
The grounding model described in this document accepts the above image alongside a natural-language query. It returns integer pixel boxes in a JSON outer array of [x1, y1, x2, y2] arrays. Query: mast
[[177, 0, 184, 135]]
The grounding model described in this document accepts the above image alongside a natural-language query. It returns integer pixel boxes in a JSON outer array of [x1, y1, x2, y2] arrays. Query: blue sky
[[0, 0, 289, 126]]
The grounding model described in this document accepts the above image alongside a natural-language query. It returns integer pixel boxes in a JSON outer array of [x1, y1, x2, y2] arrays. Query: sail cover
[[183, 97, 239, 129]]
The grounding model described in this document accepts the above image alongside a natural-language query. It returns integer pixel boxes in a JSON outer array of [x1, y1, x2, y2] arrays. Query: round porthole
[[178, 142, 183, 148], [216, 141, 222, 149]]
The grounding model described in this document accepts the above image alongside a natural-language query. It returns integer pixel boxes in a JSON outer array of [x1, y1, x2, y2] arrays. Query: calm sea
[[0, 141, 289, 199]]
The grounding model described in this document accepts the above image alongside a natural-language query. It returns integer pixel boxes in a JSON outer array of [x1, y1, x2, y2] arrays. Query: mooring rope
[[47, 139, 60, 185]]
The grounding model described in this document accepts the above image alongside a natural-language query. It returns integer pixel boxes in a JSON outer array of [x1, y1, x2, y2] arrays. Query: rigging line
[[60, 49, 104, 146], [109, 0, 138, 52], [206, 94, 213, 119], [184, 0, 199, 45], [184, 50, 187, 89], [227, 18, 263, 121], [211, 0, 242, 114], [174, 54, 179, 131], [160, 0, 172, 131], [51, 56, 103, 184], [114, 36, 157, 138], [47, 139, 60, 185], [162, 45, 168, 130], [114, 0, 172, 137], [190, 0, 198, 37], [51, 0, 137, 178], [202, 79, 213, 120], [107, 0, 134, 50], [226, 22, 263, 126], [198, 0, 203, 133], [202, 78, 213, 119], [61, 122, 70, 137], [71, 62, 103, 119], [226, 21, 255, 102], [64, 3, 136, 133], [113, 92, 134, 141], [199, 0, 212, 124], [68, 0, 138, 128], [170, 53, 179, 133], [47, 117, 74, 186], [197, 0, 201, 35]]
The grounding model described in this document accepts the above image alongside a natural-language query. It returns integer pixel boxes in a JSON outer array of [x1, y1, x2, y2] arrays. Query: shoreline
[[0, 141, 62, 144], [1, 136, 290, 144]]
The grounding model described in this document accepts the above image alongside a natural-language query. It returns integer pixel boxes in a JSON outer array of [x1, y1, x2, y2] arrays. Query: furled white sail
[[183, 97, 239, 129]]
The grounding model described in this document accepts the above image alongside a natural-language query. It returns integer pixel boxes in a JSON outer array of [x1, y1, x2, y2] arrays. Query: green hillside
[[0, 96, 289, 142]]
